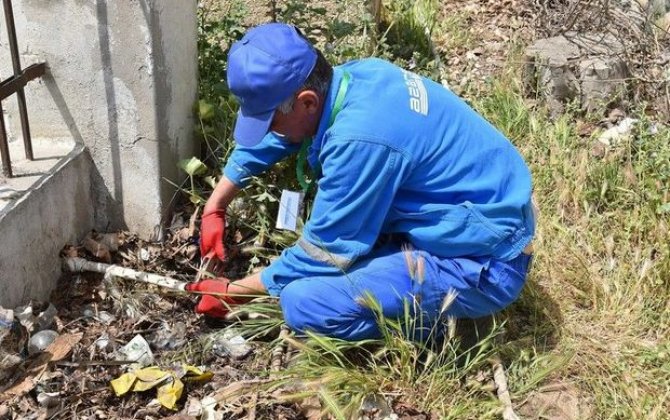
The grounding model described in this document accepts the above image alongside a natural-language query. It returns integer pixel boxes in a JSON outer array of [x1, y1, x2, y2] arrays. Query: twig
[[492, 357, 520, 420], [271, 325, 290, 373], [81, 344, 96, 393], [55, 360, 135, 368], [247, 393, 258, 420], [63, 257, 187, 291]]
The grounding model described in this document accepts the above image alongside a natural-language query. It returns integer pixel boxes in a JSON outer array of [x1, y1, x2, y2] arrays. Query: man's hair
[[277, 48, 333, 115]]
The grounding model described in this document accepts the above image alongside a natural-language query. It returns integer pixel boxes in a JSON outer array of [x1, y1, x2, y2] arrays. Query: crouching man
[[188, 23, 535, 341]]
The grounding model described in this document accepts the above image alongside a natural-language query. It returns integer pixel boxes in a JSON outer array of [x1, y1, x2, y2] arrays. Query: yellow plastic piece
[[110, 365, 212, 410]]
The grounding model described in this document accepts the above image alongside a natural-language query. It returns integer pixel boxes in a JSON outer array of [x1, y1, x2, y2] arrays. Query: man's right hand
[[185, 278, 241, 318], [200, 209, 226, 260]]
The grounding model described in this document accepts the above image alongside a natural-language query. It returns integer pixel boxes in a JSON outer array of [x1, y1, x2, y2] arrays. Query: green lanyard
[[296, 70, 351, 192]]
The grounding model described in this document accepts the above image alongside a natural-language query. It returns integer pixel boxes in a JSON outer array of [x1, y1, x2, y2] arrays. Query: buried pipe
[[63, 257, 187, 291]]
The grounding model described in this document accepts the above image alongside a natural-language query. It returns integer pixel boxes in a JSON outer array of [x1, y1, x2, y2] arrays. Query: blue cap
[[227, 23, 317, 147]]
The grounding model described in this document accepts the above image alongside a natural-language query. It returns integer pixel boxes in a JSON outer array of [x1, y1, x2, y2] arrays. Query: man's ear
[[295, 90, 321, 115]]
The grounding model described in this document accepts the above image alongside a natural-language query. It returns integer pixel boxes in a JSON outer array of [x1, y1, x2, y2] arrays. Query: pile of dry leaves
[[0, 209, 300, 420]]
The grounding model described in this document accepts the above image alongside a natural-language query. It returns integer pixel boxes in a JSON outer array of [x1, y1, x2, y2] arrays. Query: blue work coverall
[[223, 58, 535, 341]]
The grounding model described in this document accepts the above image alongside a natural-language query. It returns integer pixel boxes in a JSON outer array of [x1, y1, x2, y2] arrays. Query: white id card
[[276, 190, 304, 231]]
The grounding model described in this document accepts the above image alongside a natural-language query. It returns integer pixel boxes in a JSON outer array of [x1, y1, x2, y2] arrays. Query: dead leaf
[[576, 121, 596, 137], [83, 235, 112, 263], [177, 227, 191, 242], [60, 245, 79, 258], [1, 333, 82, 399], [45, 332, 83, 361], [95, 232, 121, 252], [298, 394, 322, 420]]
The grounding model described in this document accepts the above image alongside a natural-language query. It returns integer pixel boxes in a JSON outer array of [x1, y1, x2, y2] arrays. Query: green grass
[[194, 1, 670, 417]]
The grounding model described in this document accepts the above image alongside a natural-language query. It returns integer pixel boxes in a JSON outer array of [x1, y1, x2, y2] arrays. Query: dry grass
[[473, 67, 670, 416], [197, 0, 670, 417]]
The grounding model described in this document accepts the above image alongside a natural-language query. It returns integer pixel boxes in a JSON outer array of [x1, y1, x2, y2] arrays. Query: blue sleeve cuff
[[260, 266, 283, 297], [220, 132, 301, 188], [223, 158, 251, 188]]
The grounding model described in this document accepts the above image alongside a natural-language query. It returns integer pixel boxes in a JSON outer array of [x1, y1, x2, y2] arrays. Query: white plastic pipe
[[63, 257, 187, 291]]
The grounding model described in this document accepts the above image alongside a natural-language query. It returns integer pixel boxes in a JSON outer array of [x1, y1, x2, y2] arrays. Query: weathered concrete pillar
[[0, 0, 197, 238]]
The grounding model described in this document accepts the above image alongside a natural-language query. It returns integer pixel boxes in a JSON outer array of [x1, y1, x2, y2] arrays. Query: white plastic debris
[[185, 397, 203, 417], [37, 392, 61, 408], [14, 303, 58, 333], [36, 304, 57, 331], [96, 311, 116, 325], [1, 306, 22, 382], [201, 395, 223, 420], [83, 307, 117, 326], [15, 305, 36, 332], [0, 306, 13, 343], [28, 330, 59, 355], [211, 329, 252, 360], [94, 333, 114, 352], [115, 334, 154, 368], [598, 117, 638, 146]]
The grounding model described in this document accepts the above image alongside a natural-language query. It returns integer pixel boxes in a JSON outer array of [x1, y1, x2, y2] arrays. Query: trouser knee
[[279, 282, 328, 334], [279, 281, 377, 340]]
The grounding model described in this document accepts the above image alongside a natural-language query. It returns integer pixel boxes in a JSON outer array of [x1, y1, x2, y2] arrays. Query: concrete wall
[[0, 145, 94, 307], [0, 0, 198, 237]]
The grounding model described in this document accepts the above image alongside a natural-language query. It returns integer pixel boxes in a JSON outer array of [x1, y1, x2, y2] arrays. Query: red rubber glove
[[200, 209, 226, 260], [185, 278, 242, 318]]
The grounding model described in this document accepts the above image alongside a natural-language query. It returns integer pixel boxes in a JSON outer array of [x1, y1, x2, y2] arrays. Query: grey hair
[[277, 49, 333, 115]]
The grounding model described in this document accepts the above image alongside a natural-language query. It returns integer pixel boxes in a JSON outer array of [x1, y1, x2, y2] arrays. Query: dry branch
[[271, 325, 290, 373], [492, 357, 520, 420]]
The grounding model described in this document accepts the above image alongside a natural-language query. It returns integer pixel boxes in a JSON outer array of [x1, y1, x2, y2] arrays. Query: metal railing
[[0, 0, 45, 178]]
